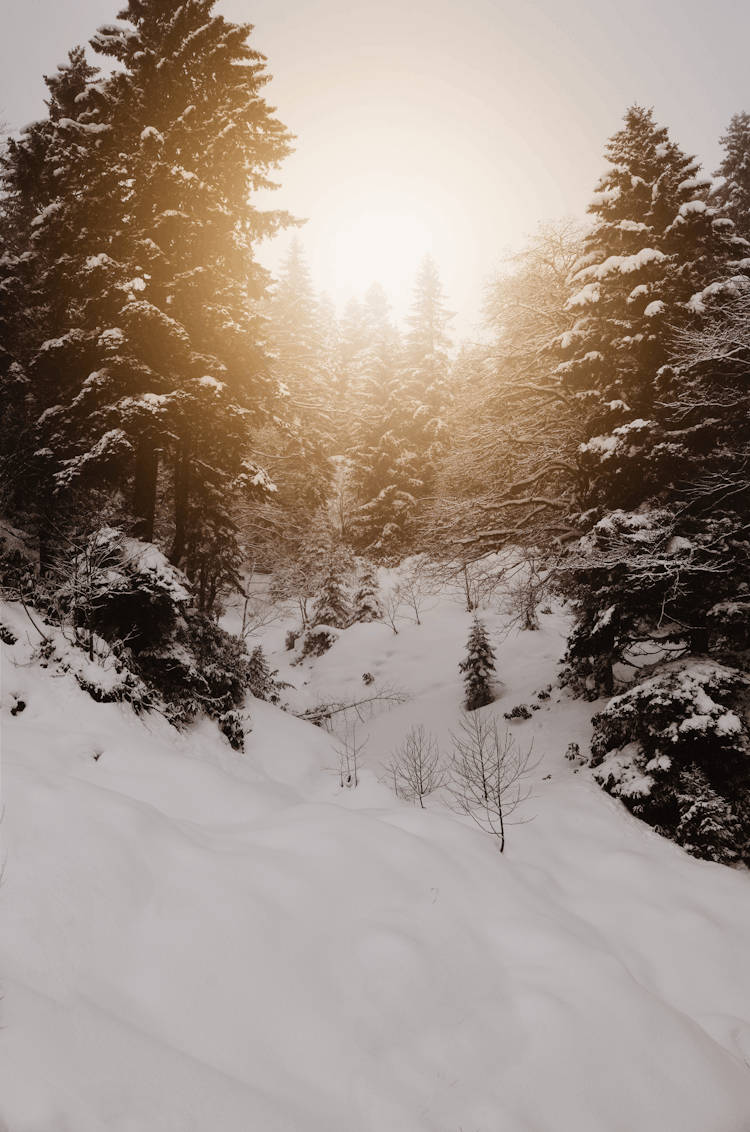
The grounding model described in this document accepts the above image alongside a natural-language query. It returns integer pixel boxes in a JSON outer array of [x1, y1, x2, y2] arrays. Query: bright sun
[[311, 188, 458, 313]]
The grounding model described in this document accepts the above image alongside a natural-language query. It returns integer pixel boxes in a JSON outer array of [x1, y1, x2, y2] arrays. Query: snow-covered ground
[[2, 582, 750, 1132]]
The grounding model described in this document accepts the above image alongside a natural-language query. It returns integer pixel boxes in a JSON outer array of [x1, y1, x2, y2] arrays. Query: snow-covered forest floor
[[2, 574, 750, 1132]]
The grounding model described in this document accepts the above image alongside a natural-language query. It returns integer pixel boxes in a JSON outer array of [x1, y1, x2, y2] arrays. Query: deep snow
[[2, 581, 750, 1132]]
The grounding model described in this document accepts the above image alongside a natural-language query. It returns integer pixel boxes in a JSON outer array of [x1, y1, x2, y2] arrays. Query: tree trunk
[[169, 439, 191, 566], [131, 437, 159, 543], [689, 624, 710, 655]]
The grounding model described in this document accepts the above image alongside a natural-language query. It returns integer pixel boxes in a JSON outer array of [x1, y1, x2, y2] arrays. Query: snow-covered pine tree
[[557, 106, 750, 693], [675, 764, 742, 865], [350, 558, 382, 623], [400, 254, 454, 494], [347, 284, 424, 558], [264, 237, 334, 511], [310, 547, 353, 629], [714, 111, 750, 242], [2, 2, 296, 609], [404, 255, 454, 413], [459, 617, 497, 711]]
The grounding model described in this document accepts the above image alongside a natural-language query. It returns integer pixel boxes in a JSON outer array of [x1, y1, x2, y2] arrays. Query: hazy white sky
[[1, 0, 749, 330]]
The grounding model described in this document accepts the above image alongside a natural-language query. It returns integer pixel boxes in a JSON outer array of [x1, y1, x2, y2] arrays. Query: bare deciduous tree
[[385, 724, 448, 807], [393, 555, 440, 625], [378, 586, 403, 634], [446, 711, 538, 851], [500, 549, 555, 631], [299, 680, 411, 731], [331, 724, 368, 788]]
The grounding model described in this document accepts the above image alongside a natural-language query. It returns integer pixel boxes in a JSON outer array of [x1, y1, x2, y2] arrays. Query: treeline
[[3, 3, 750, 860]]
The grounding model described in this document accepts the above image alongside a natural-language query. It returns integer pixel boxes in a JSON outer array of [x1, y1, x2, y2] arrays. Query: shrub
[[459, 618, 497, 710], [588, 660, 750, 863]]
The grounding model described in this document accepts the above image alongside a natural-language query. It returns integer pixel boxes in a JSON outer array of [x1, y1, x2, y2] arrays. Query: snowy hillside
[[2, 587, 750, 1132]]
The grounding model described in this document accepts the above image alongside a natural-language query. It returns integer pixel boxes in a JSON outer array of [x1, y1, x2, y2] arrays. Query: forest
[[3, 0, 750, 866]]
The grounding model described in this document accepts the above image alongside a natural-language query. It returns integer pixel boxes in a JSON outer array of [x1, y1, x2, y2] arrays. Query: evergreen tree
[[400, 254, 454, 493], [556, 106, 750, 692], [714, 111, 750, 242], [459, 618, 496, 711], [1, 2, 296, 610], [310, 543, 353, 629], [265, 237, 334, 511], [404, 253, 454, 410], [346, 284, 424, 558], [675, 765, 742, 864], [350, 558, 382, 623]]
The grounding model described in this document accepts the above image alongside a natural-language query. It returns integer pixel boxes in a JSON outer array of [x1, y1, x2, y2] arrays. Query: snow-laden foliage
[[459, 617, 497, 710], [589, 660, 750, 862], [713, 110, 750, 242], [0, 3, 296, 609], [350, 558, 383, 623]]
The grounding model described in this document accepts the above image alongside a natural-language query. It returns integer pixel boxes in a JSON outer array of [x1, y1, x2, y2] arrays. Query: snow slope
[[2, 589, 750, 1132]]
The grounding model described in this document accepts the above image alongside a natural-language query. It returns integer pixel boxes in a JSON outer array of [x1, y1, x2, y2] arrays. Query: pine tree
[[350, 558, 382, 623], [400, 254, 454, 492], [714, 111, 750, 242], [1, 2, 296, 609], [557, 106, 750, 693], [347, 284, 424, 558], [675, 764, 741, 864], [459, 618, 497, 711], [265, 237, 334, 511], [310, 545, 353, 629]]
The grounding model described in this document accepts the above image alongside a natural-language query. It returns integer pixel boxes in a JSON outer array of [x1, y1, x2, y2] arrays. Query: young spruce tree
[[459, 618, 497, 711]]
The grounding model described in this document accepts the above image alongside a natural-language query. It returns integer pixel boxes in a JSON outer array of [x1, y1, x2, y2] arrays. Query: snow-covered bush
[[31, 533, 274, 747], [246, 646, 289, 705], [291, 626, 339, 665], [310, 565, 351, 629], [588, 660, 750, 863], [459, 618, 497, 711], [350, 558, 382, 623]]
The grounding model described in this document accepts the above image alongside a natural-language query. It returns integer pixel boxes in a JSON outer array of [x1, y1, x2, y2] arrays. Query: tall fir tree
[[346, 284, 424, 558], [265, 237, 334, 510], [714, 111, 750, 243], [1, 1, 296, 610], [557, 106, 750, 693], [401, 254, 454, 493]]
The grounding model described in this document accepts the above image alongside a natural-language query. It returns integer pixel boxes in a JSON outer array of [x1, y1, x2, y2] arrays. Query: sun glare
[[311, 188, 459, 316]]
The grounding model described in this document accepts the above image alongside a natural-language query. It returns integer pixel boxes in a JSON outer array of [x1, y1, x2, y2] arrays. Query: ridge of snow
[[2, 579, 750, 1131]]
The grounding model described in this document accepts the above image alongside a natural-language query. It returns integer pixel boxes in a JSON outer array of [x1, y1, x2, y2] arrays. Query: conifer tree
[[346, 284, 423, 557], [459, 618, 497, 711], [401, 254, 454, 492], [714, 111, 750, 242], [404, 254, 454, 409], [557, 106, 750, 692], [1, 2, 296, 609], [350, 558, 382, 623], [675, 765, 742, 864], [265, 237, 334, 511], [310, 547, 353, 629]]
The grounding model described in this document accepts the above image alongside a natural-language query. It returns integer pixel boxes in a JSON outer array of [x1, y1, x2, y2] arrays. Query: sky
[[2, 0, 749, 331]]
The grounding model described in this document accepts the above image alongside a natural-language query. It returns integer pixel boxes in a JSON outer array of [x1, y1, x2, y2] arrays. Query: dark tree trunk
[[689, 624, 710, 655], [131, 437, 159, 543], [169, 440, 191, 566]]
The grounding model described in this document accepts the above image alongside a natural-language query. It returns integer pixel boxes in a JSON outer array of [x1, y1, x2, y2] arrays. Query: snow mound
[[2, 594, 750, 1131]]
